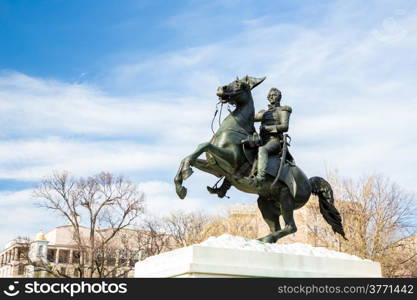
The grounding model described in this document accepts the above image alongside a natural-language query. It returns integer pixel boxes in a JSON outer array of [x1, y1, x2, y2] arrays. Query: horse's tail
[[309, 176, 347, 240]]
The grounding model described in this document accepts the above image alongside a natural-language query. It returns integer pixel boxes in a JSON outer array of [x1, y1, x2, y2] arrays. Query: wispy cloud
[[0, 189, 61, 245], [106, 1, 417, 189], [139, 180, 226, 216], [1, 0, 417, 246]]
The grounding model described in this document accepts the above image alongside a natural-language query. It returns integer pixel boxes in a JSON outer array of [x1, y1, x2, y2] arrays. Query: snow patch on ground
[[199, 234, 367, 261]]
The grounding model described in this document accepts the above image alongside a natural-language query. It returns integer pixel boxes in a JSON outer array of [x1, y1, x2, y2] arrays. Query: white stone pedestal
[[134, 235, 382, 278]]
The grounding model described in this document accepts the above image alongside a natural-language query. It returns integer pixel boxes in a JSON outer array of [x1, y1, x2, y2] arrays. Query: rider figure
[[251, 88, 292, 185], [207, 87, 292, 196]]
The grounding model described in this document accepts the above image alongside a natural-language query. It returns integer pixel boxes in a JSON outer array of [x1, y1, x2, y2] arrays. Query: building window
[[38, 245, 45, 258], [83, 251, 90, 263], [18, 247, 29, 260], [47, 249, 56, 262], [18, 264, 25, 275], [72, 251, 80, 264], [58, 250, 70, 264]]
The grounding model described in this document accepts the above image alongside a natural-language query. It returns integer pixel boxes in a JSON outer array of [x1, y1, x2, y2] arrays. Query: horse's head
[[216, 75, 266, 105]]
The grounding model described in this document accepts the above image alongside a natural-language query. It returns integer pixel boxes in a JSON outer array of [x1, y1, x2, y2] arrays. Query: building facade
[[0, 226, 141, 278], [0, 238, 28, 278]]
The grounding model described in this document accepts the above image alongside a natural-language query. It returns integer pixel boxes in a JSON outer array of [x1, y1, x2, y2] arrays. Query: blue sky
[[1, 0, 417, 246]]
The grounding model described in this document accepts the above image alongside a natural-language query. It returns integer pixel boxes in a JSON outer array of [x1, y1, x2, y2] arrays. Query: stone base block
[[135, 236, 381, 278]]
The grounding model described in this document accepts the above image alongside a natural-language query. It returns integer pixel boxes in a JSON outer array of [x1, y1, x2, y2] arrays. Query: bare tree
[[161, 211, 212, 247], [201, 205, 264, 240], [304, 172, 417, 277], [32, 171, 145, 278], [134, 216, 177, 260], [159, 206, 265, 248]]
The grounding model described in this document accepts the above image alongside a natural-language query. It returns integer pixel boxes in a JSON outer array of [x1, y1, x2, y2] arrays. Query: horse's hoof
[[176, 186, 187, 199], [257, 235, 275, 243], [181, 167, 193, 180]]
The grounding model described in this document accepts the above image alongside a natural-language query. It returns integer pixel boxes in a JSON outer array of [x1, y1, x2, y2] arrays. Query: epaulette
[[280, 105, 292, 113]]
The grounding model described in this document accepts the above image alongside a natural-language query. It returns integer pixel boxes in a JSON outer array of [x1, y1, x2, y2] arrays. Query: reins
[[211, 101, 221, 134], [211, 100, 229, 134], [211, 95, 252, 137]]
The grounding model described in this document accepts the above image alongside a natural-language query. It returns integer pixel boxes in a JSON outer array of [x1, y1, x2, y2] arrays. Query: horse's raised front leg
[[174, 160, 187, 199], [181, 142, 234, 179], [193, 159, 223, 178], [174, 142, 234, 199]]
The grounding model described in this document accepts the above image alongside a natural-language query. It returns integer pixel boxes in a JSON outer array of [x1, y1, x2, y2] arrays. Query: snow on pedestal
[[134, 234, 382, 278]]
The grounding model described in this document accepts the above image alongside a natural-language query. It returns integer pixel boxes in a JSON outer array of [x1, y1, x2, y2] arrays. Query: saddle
[[242, 144, 298, 198]]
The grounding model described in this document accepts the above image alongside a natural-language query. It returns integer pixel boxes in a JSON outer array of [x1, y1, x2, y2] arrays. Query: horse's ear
[[246, 76, 266, 90]]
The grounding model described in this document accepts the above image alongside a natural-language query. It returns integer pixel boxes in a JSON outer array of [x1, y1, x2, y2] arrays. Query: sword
[[271, 134, 288, 189]]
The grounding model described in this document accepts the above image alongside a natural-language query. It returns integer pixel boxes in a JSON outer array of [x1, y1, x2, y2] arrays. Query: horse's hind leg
[[257, 196, 281, 234], [259, 187, 297, 243]]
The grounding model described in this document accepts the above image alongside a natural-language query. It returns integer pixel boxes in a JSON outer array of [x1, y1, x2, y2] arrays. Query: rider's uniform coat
[[260, 105, 292, 142]]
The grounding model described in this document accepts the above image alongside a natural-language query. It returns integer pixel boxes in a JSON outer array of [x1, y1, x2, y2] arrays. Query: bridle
[[210, 98, 237, 134]]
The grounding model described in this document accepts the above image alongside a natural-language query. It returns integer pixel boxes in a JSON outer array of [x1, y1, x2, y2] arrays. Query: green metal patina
[[174, 76, 346, 243]]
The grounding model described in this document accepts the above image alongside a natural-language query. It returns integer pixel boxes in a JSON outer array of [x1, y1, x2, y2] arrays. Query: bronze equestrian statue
[[174, 76, 346, 243]]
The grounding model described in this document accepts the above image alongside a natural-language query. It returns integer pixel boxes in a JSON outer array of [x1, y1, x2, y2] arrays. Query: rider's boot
[[256, 155, 268, 182], [207, 179, 231, 198], [240, 149, 269, 188], [240, 170, 266, 188], [248, 153, 267, 186], [239, 174, 264, 188]]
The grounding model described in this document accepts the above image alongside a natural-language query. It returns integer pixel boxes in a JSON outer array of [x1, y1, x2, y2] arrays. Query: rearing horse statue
[[174, 76, 346, 243]]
